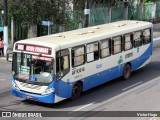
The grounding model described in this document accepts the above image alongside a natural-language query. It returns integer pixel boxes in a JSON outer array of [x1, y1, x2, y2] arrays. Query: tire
[[123, 64, 131, 80], [71, 82, 82, 100]]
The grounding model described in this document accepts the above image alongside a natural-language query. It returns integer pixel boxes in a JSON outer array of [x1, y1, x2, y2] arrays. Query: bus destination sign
[[16, 44, 51, 55]]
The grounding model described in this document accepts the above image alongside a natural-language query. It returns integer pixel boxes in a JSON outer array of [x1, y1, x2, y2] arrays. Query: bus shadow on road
[[21, 61, 160, 110]]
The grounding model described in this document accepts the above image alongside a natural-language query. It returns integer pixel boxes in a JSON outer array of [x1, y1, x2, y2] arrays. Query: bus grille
[[19, 82, 42, 90]]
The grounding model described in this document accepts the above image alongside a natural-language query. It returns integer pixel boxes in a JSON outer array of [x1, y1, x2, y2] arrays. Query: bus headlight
[[42, 88, 55, 95], [12, 81, 20, 90]]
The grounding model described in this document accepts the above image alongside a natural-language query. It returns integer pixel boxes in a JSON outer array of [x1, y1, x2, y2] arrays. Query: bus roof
[[16, 20, 152, 50]]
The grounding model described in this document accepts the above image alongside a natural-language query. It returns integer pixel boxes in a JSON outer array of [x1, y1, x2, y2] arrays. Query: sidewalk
[[153, 23, 160, 41], [0, 44, 13, 60], [0, 57, 6, 60]]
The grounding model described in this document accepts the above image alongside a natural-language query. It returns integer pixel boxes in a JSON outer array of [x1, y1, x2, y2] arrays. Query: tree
[[140, 0, 156, 3], [8, 0, 72, 38]]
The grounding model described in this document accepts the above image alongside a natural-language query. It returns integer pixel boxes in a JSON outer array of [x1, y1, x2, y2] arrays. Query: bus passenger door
[[56, 50, 71, 98]]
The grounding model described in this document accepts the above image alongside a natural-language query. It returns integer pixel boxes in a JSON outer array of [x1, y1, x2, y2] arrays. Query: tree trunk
[[28, 24, 37, 38]]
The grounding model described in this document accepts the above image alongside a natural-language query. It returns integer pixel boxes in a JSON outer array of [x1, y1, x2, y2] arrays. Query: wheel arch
[[125, 62, 132, 69], [73, 80, 83, 92], [123, 62, 132, 80]]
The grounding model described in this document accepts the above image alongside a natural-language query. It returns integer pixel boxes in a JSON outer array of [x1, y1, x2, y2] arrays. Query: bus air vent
[[131, 21, 139, 24], [110, 24, 120, 27], [74, 30, 95, 35], [87, 30, 94, 33], [92, 26, 100, 29], [52, 34, 64, 37]]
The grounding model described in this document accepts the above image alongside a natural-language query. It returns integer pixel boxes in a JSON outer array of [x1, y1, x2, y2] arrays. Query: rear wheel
[[71, 82, 82, 100], [123, 64, 131, 80]]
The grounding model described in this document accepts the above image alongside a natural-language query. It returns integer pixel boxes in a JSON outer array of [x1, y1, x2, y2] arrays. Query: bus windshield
[[12, 52, 54, 84]]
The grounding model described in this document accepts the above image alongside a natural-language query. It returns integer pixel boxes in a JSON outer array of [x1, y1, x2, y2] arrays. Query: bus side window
[[56, 49, 70, 80], [133, 31, 142, 48], [124, 33, 133, 51], [86, 42, 99, 62], [143, 28, 151, 45], [100, 39, 111, 58], [112, 36, 122, 54], [72, 46, 85, 67]]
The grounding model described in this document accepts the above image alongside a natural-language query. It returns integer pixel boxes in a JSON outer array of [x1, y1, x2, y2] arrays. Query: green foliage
[[140, 0, 155, 3], [8, 0, 72, 27], [90, 0, 119, 7]]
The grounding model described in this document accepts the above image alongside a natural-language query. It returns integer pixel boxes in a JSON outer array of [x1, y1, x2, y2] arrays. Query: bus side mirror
[[56, 71, 63, 81]]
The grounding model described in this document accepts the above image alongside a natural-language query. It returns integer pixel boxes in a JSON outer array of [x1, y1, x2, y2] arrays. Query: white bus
[[12, 20, 153, 103]]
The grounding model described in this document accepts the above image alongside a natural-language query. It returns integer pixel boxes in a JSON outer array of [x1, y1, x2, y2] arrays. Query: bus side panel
[[131, 44, 152, 71], [54, 78, 72, 99], [53, 42, 152, 100], [83, 43, 152, 92], [83, 65, 122, 91]]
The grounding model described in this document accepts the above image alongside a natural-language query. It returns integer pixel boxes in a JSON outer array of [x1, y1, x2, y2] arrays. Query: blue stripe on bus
[[55, 43, 152, 99]]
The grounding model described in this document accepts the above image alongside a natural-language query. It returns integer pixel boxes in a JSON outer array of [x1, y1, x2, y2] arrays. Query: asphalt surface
[[153, 23, 160, 38], [0, 23, 160, 120]]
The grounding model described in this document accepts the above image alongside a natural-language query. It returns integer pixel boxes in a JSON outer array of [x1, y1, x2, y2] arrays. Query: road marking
[[122, 81, 143, 91], [153, 37, 160, 41], [73, 102, 94, 111], [136, 82, 159, 94]]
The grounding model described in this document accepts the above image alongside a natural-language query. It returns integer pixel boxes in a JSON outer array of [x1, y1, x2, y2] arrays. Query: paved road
[[0, 23, 160, 120]]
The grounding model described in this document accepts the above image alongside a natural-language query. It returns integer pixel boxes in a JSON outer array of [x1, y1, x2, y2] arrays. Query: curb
[[0, 57, 6, 60]]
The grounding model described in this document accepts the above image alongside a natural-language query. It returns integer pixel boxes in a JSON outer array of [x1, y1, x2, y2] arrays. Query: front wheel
[[123, 64, 131, 80], [71, 83, 82, 100]]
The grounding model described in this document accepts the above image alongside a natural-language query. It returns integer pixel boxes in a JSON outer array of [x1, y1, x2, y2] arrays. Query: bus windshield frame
[[12, 52, 54, 85]]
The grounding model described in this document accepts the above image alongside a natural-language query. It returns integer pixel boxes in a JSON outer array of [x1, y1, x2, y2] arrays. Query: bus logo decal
[[118, 56, 123, 65]]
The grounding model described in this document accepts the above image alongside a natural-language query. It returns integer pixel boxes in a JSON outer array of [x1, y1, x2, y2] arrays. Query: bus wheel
[[71, 82, 82, 100], [123, 64, 131, 80]]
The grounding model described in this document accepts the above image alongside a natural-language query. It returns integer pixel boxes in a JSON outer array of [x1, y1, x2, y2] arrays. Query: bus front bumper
[[12, 86, 55, 104]]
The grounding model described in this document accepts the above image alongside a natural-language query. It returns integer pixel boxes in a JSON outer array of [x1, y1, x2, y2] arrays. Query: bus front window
[[12, 52, 54, 83]]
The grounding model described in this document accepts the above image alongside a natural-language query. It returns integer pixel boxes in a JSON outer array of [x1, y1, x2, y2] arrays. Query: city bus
[[12, 20, 153, 104]]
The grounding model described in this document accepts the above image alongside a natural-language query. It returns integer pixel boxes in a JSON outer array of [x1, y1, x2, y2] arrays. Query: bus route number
[[24, 54, 31, 59]]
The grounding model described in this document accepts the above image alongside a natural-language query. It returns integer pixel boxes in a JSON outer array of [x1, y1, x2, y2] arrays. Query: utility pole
[[11, 16, 14, 44], [124, 2, 129, 20], [84, 0, 90, 27], [4, 0, 8, 56]]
